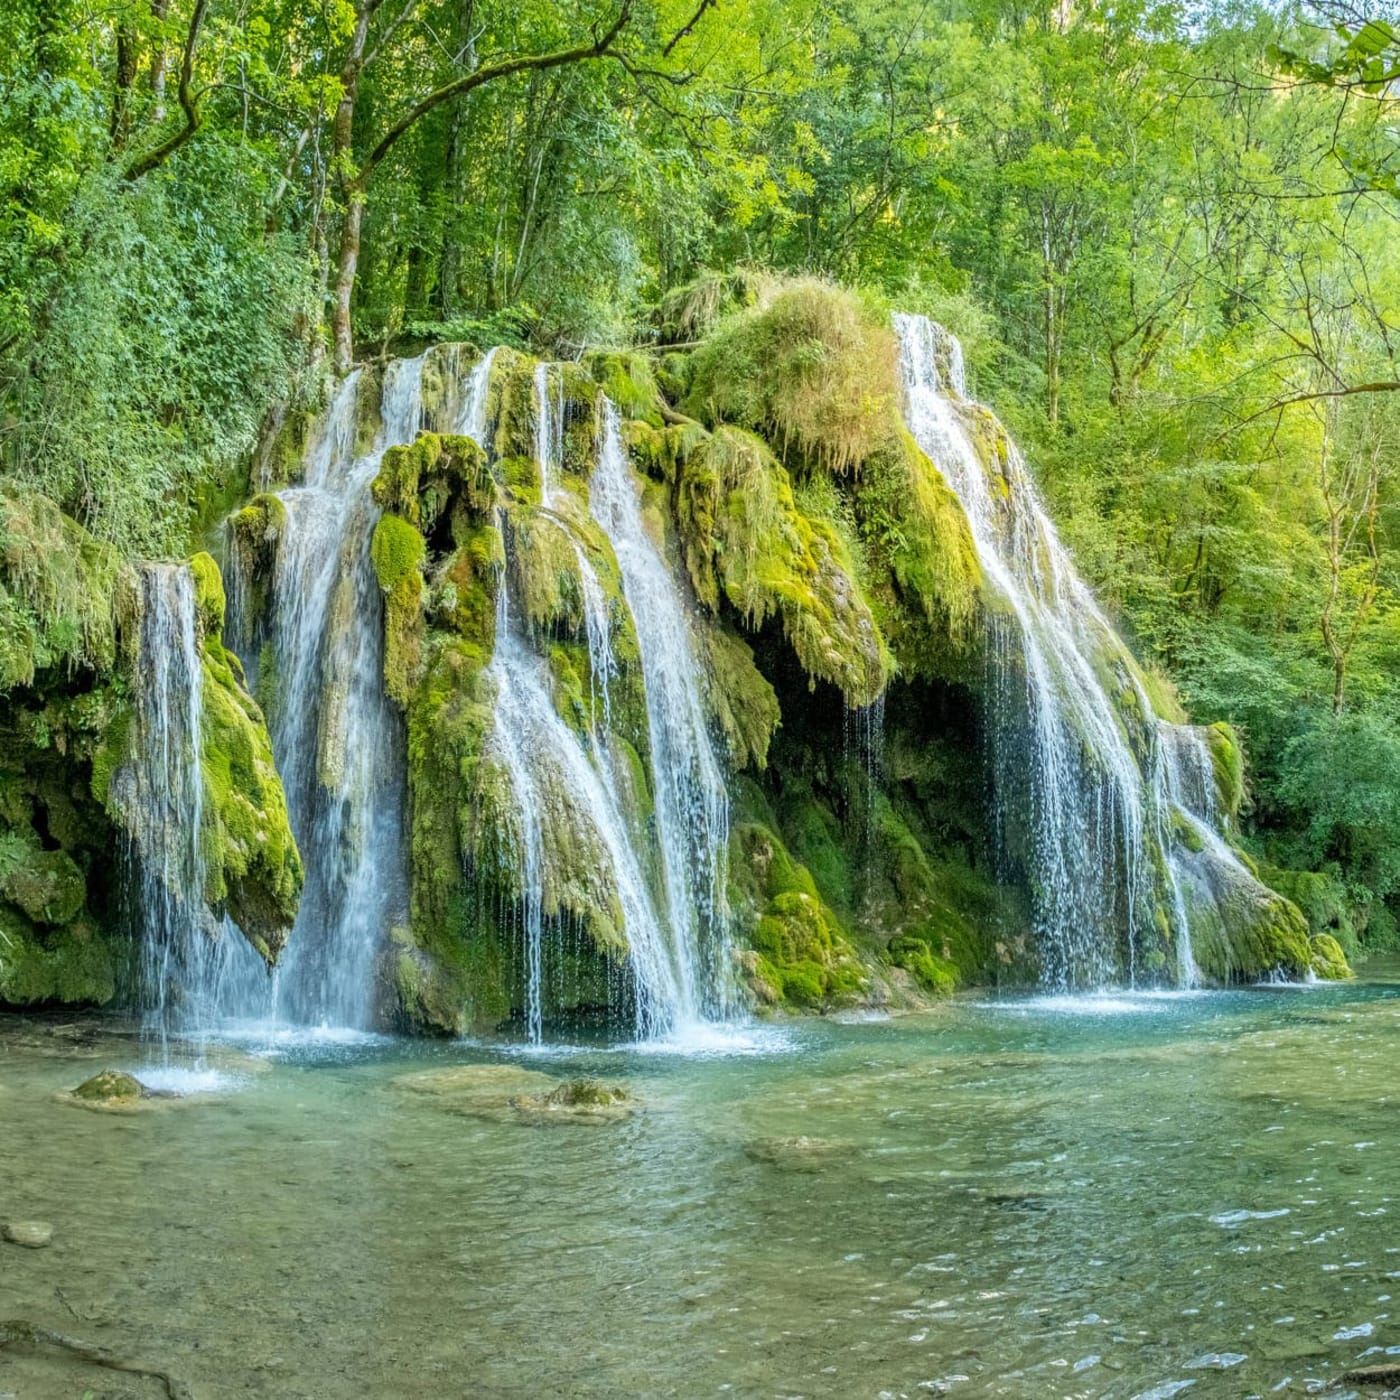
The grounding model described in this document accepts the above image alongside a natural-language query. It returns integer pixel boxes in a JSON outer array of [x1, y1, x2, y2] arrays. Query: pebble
[[3, 1220, 54, 1248]]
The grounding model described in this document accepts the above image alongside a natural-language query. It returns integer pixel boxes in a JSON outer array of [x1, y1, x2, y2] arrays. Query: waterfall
[[894, 313, 1256, 989], [589, 398, 735, 1021], [458, 354, 693, 1040], [485, 577, 684, 1041], [114, 565, 226, 1041], [224, 359, 422, 1028]]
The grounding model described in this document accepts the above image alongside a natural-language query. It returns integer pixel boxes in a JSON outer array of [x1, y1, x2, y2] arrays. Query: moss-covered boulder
[[685, 279, 898, 475], [198, 623, 303, 962], [729, 818, 865, 1009], [72, 1069, 143, 1102], [678, 427, 890, 706]]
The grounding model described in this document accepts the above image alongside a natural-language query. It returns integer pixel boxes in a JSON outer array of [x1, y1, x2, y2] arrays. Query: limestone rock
[[743, 1134, 854, 1172], [3, 1221, 54, 1248]]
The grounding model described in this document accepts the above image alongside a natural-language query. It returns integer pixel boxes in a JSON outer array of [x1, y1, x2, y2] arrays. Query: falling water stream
[[589, 398, 735, 1023], [895, 313, 1269, 989], [112, 564, 218, 1044], [219, 359, 424, 1029]]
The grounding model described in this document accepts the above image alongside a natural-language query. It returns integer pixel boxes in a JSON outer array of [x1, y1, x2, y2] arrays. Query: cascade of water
[[532, 365, 617, 725], [485, 574, 683, 1040], [589, 398, 735, 1021], [114, 564, 226, 1043], [224, 358, 424, 1028], [461, 354, 682, 1039], [1155, 724, 1222, 987], [894, 312, 1254, 988]]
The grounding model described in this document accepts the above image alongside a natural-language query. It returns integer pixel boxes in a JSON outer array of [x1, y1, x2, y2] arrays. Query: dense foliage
[[2, 0, 1398, 957]]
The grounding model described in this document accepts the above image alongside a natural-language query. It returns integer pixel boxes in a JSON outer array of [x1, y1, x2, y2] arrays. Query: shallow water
[[3, 967, 1400, 1399]]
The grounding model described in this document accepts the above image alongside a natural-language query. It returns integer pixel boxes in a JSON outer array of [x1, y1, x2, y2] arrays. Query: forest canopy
[[2, 0, 1399, 955]]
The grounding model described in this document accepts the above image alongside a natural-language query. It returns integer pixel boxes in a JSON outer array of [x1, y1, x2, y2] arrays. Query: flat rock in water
[[3, 1221, 54, 1249], [395, 1067, 635, 1124], [744, 1135, 854, 1171], [394, 1064, 557, 1103], [509, 1078, 635, 1126]]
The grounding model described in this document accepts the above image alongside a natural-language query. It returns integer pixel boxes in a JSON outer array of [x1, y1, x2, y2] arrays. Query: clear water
[[4, 966, 1399, 1398]]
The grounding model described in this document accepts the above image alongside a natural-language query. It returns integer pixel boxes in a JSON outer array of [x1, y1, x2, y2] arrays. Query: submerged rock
[[395, 1063, 556, 1105], [2, 1220, 54, 1248], [1342, 1362, 1400, 1386], [394, 1065, 635, 1125], [509, 1078, 634, 1126], [743, 1135, 855, 1172]]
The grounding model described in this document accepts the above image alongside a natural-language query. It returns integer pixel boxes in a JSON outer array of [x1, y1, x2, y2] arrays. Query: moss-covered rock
[[1206, 721, 1245, 820], [189, 550, 226, 640], [685, 279, 898, 475], [371, 514, 428, 592], [678, 427, 890, 706], [728, 819, 865, 1009], [0, 846, 86, 926], [72, 1069, 143, 1102], [0, 486, 134, 691], [696, 622, 781, 771], [1309, 932, 1351, 980], [855, 427, 982, 674], [197, 621, 303, 963]]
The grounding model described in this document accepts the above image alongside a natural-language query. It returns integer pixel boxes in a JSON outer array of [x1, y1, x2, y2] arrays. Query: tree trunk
[[333, 190, 364, 374], [330, 0, 376, 372], [150, 0, 171, 117], [111, 24, 139, 146]]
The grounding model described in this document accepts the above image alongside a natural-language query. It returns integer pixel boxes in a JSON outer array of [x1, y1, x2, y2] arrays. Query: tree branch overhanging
[[355, 0, 635, 187], [121, 0, 212, 182]]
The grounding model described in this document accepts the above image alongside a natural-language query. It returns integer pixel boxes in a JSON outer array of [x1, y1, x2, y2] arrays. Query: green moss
[[0, 908, 116, 1006], [888, 935, 959, 996], [622, 420, 706, 484], [684, 278, 898, 475], [371, 514, 427, 592], [194, 576, 303, 964], [1207, 722, 1245, 820], [1256, 860, 1356, 951], [0, 486, 133, 690], [227, 494, 287, 629], [72, 1069, 143, 1101], [512, 509, 583, 632], [0, 847, 85, 925], [855, 427, 982, 673], [678, 427, 890, 706], [1309, 932, 1351, 980], [728, 819, 864, 1010], [189, 551, 226, 641], [1187, 876, 1315, 984], [584, 350, 664, 428], [696, 621, 780, 771], [372, 433, 490, 531]]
